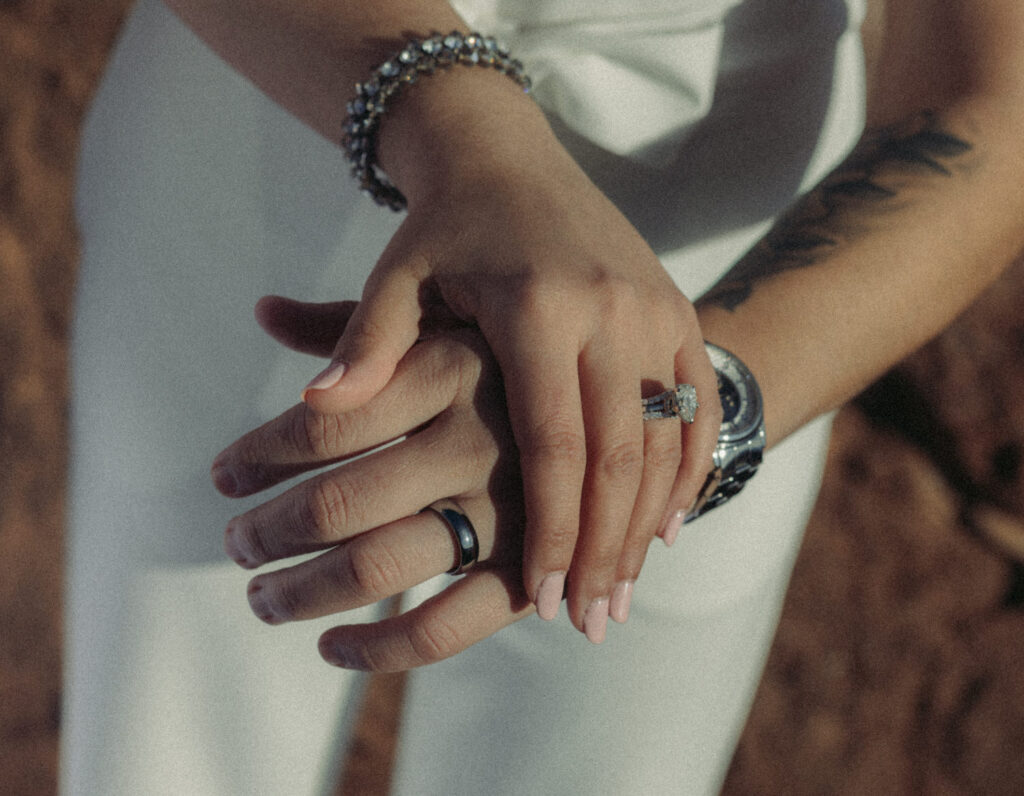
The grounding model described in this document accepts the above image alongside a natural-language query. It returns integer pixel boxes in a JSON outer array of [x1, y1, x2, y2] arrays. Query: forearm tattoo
[[701, 111, 973, 311]]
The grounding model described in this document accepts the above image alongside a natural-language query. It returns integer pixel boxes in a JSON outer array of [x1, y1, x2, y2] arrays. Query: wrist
[[375, 63, 557, 207]]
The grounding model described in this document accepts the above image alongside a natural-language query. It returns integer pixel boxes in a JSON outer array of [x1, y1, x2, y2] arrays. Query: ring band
[[422, 499, 480, 575], [642, 384, 699, 422]]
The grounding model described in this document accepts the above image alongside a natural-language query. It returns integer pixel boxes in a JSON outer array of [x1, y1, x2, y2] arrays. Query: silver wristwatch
[[684, 342, 766, 523]]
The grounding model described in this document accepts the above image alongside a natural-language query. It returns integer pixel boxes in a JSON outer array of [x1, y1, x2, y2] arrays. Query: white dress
[[64, 1, 866, 793]]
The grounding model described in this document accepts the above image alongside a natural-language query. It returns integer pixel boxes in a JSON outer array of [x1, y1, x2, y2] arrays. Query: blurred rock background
[[2, 2, 1023, 794]]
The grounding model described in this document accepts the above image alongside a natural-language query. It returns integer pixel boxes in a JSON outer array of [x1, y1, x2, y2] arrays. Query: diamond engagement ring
[[641, 384, 699, 422]]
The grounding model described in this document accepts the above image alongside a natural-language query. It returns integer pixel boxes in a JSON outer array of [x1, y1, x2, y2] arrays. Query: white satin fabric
[[65, 1, 865, 793], [452, 0, 747, 161]]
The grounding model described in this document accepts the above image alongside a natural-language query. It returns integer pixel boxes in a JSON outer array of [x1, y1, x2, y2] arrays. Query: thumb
[[254, 295, 359, 357], [301, 264, 424, 414]]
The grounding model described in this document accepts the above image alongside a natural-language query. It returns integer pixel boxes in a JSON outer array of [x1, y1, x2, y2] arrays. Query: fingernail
[[663, 509, 686, 548], [534, 572, 566, 621], [318, 638, 364, 670], [302, 360, 347, 400], [211, 464, 239, 496], [225, 521, 257, 569], [583, 597, 610, 644], [609, 580, 634, 624], [247, 579, 281, 624]]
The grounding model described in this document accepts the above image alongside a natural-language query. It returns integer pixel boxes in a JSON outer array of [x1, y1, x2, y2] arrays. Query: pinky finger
[[317, 566, 534, 673]]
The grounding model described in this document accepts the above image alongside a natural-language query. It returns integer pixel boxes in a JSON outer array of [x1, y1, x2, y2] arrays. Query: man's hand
[[212, 296, 535, 671]]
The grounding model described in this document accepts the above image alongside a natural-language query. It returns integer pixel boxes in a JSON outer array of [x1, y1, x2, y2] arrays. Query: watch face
[[706, 343, 764, 444]]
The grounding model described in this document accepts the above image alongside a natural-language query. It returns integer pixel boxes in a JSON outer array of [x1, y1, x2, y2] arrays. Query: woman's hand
[[301, 70, 722, 640]]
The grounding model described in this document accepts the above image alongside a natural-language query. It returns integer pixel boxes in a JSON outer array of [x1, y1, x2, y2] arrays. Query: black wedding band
[[422, 499, 480, 575]]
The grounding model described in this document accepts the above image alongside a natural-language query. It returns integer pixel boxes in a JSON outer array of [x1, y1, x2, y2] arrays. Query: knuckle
[[458, 420, 501, 469], [595, 440, 644, 482], [450, 344, 485, 400], [305, 477, 357, 543], [596, 275, 643, 316], [407, 613, 464, 665], [345, 537, 404, 599], [534, 523, 579, 557], [644, 433, 682, 474], [520, 424, 587, 470], [512, 279, 561, 320], [297, 408, 344, 459]]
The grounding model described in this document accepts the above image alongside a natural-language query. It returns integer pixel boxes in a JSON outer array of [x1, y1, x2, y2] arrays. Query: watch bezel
[[705, 342, 764, 445]]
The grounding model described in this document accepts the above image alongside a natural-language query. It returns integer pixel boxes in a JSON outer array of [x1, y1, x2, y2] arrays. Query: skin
[[203, 0, 1024, 668], [169, 0, 722, 638]]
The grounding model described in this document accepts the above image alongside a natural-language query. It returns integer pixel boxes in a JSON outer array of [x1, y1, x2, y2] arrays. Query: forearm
[[160, 0, 466, 142], [161, 0, 553, 208], [696, 99, 1024, 447]]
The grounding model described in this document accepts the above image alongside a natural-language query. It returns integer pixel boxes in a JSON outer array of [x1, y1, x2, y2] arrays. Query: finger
[[661, 334, 723, 544], [246, 497, 496, 624], [254, 295, 358, 357], [302, 259, 427, 414], [609, 378, 683, 624], [317, 565, 534, 672], [223, 409, 497, 569], [212, 334, 469, 497], [485, 317, 586, 624], [566, 339, 644, 642]]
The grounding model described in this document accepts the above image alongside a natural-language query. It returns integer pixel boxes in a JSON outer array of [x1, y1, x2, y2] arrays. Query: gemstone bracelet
[[342, 31, 533, 211]]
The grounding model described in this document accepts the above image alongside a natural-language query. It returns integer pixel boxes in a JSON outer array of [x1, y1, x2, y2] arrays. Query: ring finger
[[246, 495, 496, 624], [608, 375, 684, 622]]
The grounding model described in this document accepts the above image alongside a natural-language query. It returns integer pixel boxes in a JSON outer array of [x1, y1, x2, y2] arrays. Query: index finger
[[212, 336, 466, 497]]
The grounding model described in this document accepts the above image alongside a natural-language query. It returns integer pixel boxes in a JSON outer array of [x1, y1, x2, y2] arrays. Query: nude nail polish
[[535, 572, 566, 621], [662, 509, 686, 548], [583, 597, 610, 644], [302, 360, 347, 400], [609, 580, 634, 624]]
